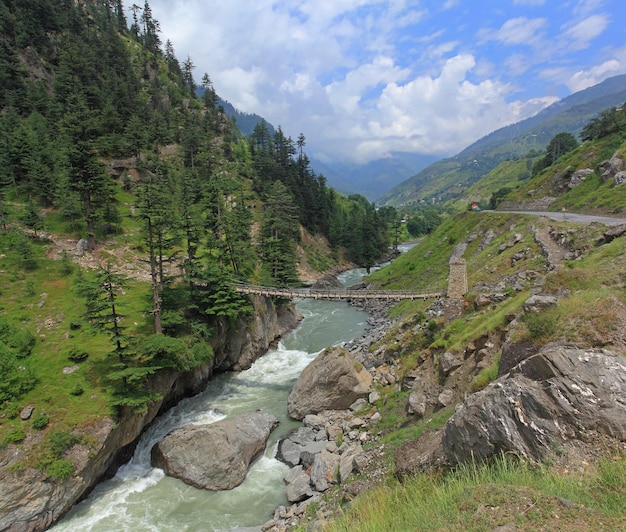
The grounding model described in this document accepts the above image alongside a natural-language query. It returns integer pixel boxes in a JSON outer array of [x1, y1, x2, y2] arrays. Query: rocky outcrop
[[0, 295, 299, 532], [287, 346, 373, 420], [596, 223, 626, 245], [394, 344, 626, 477], [151, 411, 279, 490], [599, 152, 624, 184]]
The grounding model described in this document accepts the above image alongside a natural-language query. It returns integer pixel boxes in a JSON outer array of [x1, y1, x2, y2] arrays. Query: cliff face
[[0, 295, 300, 532]]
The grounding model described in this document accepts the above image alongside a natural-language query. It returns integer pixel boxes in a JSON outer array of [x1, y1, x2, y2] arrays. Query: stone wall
[[447, 258, 467, 299]]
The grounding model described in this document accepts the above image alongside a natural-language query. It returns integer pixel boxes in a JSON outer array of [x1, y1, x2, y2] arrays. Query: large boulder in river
[[151, 410, 279, 490], [287, 346, 372, 420], [443, 345, 626, 465]]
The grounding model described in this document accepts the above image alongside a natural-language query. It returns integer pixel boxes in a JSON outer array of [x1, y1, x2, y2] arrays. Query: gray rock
[[284, 465, 305, 485], [443, 346, 626, 465], [20, 405, 35, 421], [439, 351, 462, 376], [277, 427, 328, 467], [522, 294, 557, 313], [368, 390, 381, 403], [151, 411, 279, 490], [287, 346, 372, 420], [310, 451, 340, 491], [394, 429, 449, 478], [437, 388, 455, 407], [407, 391, 427, 417], [350, 398, 368, 412], [567, 168, 593, 189], [286, 469, 315, 503], [339, 443, 363, 483]]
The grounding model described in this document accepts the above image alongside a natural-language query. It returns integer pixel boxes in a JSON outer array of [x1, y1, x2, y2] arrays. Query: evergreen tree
[[260, 181, 300, 285]]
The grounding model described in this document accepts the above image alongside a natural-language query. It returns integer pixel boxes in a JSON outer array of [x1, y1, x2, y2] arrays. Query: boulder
[[439, 351, 462, 376], [407, 391, 427, 417], [277, 427, 328, 467], [394, 429, 449, 479], [310, 451, 340, 491], [443, 345, 626, 465], [522, 294, 557, 313], [339, 443, 364, 483], [285, 467, 315, 503], [287, 346, 372, 420], [151, 410, 279, 490]]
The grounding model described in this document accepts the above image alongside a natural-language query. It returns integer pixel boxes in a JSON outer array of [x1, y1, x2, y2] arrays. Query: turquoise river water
[[53, 268, 371, 531]]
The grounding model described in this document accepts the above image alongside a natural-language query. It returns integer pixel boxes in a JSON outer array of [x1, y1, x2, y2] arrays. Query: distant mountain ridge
[[379, 74, 626, 206]]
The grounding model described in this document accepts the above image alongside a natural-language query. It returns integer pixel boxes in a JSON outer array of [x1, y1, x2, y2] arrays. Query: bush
[[0, 344, 38, 403], [5, 328, 36, 358], [2, 427, 26, 446], [46, 431, 82, 459], [67, 348, 88, 363], [70, 383, 84, 396], [45, 459, 74, 481], [523, 311, 560, 342], [32, 410, 49, 430]]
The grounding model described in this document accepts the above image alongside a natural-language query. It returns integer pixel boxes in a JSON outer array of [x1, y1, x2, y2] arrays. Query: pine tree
[[260, 181, 300, 285]]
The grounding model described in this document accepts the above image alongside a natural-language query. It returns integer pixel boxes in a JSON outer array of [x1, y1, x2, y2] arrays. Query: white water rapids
[[53, 269, 371, 531]]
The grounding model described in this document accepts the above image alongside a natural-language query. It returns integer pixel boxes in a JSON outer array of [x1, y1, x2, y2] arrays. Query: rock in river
[[151, 410, 279, 490], [287, 346, 372, 420]]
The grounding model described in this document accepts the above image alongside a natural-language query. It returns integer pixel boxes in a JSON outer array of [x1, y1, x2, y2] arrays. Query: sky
[[124, 0, 626, 164]]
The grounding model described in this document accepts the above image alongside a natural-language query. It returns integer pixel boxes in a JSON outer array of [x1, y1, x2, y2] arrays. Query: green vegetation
[[325, 454, 626, 531], [500, 118, 626, 216]]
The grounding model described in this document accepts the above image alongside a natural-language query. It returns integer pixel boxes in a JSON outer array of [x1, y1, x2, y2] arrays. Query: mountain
[[379, 74, 626, 206], [311, 152, 441, 201], [217, 97, 275, 137]]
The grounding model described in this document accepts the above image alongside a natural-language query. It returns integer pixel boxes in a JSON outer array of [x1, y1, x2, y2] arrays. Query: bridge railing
[[232, 283, 445, 301]]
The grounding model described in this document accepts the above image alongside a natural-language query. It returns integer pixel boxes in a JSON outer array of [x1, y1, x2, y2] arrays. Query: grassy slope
[[504, 136, 626, 215], [0, 189, 158, 440], [313, 137, 626, 529]]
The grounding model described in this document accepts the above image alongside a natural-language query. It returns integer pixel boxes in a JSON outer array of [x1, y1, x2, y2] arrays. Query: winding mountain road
[[494, 210, 626, 226]]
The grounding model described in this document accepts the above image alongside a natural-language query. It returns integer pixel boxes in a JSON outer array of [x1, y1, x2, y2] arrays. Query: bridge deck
[[234, 285, 445, 301]]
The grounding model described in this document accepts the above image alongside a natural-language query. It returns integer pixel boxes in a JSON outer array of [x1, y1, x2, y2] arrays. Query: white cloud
[[327, 54, 537, 161], [479, 17, 547, 47], [566, 60, 622, 92], [562, 14, 609, 50]]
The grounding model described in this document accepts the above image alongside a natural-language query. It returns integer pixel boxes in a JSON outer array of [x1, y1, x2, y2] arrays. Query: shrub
[[522, 310, 560, 342], [67, 348, 88, 363], [8, 329, 36, 358], [45, 459, 74, 481], [32, 410, 49, 430], [46, 431, 82, 459], [2, 427, 26, 446], [70, 383, 84, 396]]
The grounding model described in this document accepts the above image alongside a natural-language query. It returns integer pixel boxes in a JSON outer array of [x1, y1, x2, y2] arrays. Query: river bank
[[0, 294, 301, 532]]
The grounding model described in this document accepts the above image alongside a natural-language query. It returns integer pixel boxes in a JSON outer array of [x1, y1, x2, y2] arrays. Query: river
[[53, 269, 371, 531]]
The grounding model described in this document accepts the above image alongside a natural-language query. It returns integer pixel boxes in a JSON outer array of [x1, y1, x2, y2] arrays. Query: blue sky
[[125, 0, 626, 164]]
